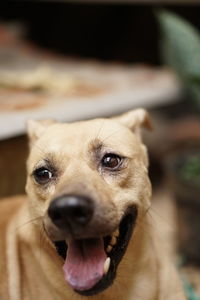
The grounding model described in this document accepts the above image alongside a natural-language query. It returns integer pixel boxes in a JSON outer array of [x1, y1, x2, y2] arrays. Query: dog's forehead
[[32, 118, 141, 159]]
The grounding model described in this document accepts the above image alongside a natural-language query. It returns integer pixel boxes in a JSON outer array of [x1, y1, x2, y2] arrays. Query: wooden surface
[[0, 135, 27, 197]]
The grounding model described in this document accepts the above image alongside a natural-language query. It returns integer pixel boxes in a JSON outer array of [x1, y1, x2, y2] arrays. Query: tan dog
[[0, 109, 186, 300]]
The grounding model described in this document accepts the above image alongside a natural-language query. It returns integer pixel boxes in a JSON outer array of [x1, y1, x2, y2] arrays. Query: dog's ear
[[113, 108, 152, 138], [27, 119, 56, 146]]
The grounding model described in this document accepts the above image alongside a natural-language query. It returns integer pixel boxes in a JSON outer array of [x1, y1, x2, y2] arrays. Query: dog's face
[[26, 109, 152, 296]]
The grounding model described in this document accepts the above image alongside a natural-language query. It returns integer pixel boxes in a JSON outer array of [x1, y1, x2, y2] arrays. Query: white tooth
[[104, 257, 111, 275], [106, 245, 112, 253], [110, 236, 117, 246]]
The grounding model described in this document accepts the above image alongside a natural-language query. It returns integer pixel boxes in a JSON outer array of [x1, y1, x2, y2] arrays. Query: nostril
[[70, 205, 92, 224], [50, 210, 62, 222]]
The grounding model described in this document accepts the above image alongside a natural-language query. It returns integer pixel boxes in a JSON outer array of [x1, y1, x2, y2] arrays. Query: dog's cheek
[[27, 175, 56, 198], [101, 168, 132, 188], [26, 178, 57, 216], [111, 169, 151, 217]]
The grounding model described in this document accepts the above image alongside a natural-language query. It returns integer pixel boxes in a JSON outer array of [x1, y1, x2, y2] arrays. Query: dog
[[0, 109, 186, 300]]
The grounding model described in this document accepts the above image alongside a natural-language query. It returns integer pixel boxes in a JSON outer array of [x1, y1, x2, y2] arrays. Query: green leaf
[[156, 10, 200, 104]]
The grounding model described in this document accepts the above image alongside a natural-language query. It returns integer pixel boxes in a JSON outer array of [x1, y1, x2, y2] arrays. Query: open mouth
[[53, 206, 137, 296]]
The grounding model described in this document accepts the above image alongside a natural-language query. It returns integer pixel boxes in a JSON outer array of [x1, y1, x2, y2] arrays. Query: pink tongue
[[63, 238, 107, 291]]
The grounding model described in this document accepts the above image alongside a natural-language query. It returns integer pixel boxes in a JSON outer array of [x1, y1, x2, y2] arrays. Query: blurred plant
[[157, 10, 200, 110], [178, 155, 200, 188]]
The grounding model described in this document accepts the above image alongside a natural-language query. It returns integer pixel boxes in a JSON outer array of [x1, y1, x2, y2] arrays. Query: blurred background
[[0, 0, 200, 297]]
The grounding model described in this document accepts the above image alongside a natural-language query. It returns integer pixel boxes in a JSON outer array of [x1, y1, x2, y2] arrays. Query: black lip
[[54, 206, 138, 296]]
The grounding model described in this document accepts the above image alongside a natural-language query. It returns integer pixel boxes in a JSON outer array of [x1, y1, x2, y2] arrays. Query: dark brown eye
[[101, 154, 122, 170], [33, 167, 53, 184]]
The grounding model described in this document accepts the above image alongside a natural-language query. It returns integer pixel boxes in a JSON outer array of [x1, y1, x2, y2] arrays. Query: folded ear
[[27, 119, 56, 147], [113, 108, 153, 138]]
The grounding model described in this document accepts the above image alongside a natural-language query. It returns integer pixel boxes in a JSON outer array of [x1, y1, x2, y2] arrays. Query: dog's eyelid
[[32, 158, 56, 173], [102, 151, 129, 160]]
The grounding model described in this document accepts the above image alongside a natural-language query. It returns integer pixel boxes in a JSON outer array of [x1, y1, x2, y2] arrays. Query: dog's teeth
[[104, 257, 111, 275], [106, 245, 112, 253], [110, 236, 117, 246], [114, 229, 119, 237]]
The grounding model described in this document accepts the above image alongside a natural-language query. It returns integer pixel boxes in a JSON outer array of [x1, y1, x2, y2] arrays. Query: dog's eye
[[101, 154, 122, 170], [33, 167, 53, 184]]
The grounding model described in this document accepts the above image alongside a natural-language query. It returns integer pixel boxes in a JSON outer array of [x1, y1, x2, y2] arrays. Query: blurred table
[[0, 22, 182, 140]]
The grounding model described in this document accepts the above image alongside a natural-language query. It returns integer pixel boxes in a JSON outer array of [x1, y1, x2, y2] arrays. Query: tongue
[[63, 238, 107, 291]]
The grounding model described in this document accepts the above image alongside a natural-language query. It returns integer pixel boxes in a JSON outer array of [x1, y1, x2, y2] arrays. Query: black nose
[[48, 195, 94, 230]]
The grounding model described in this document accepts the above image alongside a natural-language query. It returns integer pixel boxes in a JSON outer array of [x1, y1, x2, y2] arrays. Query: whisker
[[95, 120, 105, 140], [15, 216, 42, 232], [101, 129, 122, 144], [39, 224, 46, 260], [148, 206, 176, 232], [32, 143, 46, 158]]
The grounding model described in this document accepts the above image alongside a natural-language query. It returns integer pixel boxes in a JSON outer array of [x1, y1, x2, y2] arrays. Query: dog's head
[[26, 109, 152, 296]]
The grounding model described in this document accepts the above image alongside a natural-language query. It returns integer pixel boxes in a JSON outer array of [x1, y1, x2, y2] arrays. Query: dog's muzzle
[[46, 194, 137, 296]]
